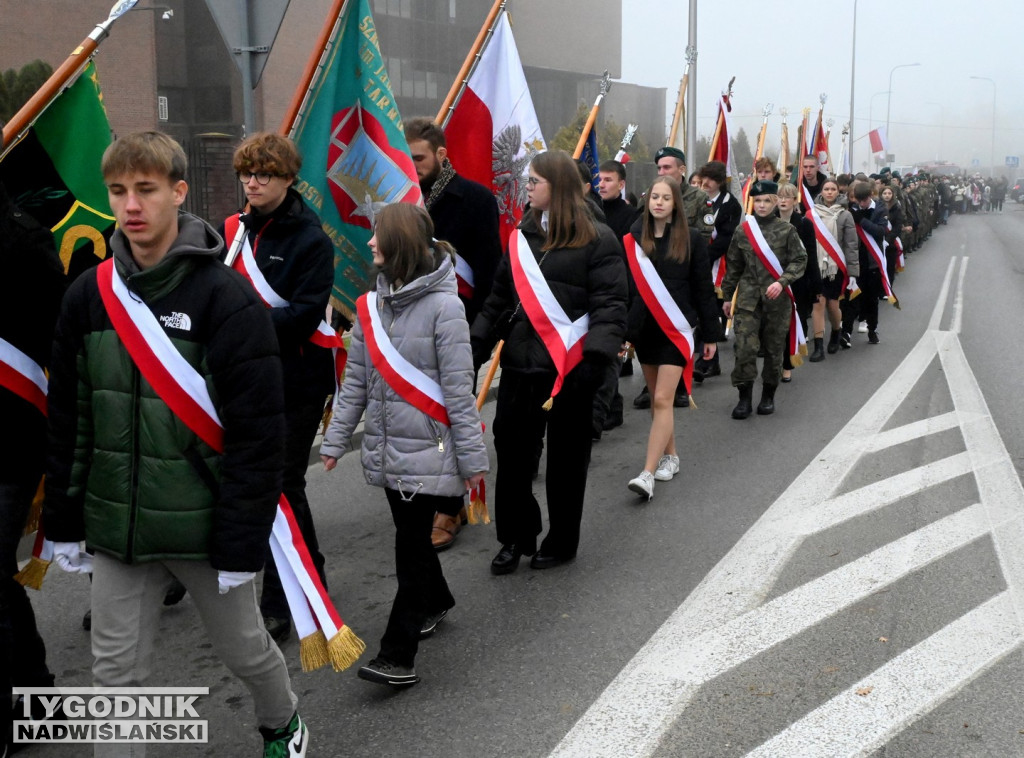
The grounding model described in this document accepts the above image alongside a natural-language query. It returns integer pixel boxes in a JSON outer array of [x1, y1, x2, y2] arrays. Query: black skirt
[[634, 317, 687, 367]]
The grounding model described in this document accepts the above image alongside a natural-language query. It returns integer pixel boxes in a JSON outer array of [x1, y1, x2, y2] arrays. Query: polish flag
[[443, 11, 546, 248], [708, 94, 738, 182], [614, 149, 631, 165], [868, 126, 889, 155]]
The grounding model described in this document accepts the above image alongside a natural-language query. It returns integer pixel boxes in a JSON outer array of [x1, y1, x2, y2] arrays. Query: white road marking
[[550, 257, 1024, 757], [746, 593, 1021, 758]]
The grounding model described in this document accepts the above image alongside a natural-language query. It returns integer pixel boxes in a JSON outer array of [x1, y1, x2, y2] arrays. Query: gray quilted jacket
[[320, 252, 489, 498]]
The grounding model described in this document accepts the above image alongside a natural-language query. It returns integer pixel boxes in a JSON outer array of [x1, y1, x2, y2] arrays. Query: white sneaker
[[654, 455, 680, 481], [628, 470, 655, 500], [857, 321, 868, 333]]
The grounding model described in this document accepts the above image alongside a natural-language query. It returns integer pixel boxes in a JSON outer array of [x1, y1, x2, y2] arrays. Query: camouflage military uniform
[[681, 184, 714, 242], [721, 214, 807, 387]]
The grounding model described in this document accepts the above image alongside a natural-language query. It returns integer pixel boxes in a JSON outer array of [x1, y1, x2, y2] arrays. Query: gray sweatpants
[[90, 553, 297, 757]]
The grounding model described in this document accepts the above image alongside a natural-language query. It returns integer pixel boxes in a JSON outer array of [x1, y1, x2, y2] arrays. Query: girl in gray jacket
[[320, 204, 488, 687]]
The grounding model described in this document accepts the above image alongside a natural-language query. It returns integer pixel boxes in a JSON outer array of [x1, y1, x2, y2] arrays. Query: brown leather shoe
[[431, 512, 462, 551]]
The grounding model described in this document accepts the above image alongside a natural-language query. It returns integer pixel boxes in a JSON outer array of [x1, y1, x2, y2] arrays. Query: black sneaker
[[260, 711, 308, 757], [840, 331, 852, 350], [868, 330, 880, 344], [357, 658, 420, 687], [701, 362, 722, 378], [419, 609, 448, 639], [163, 579, 187, 606]]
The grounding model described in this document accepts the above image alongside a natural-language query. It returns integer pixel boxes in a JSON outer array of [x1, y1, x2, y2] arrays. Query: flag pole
[[436, 0, 506, 127], [744, 103, 773, 215], [776, 107, 789, 180], [280, 0, 348, 137], [706, 77, 734, 163], [573, 71, 611, 159], [667, 72, 688, 147], [1, 0, 139, 153]]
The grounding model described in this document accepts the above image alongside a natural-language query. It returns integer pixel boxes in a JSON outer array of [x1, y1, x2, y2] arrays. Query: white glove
[[217, 570, 256, 595], [52, 542, 93, 574], [847, 276, 859, 291]]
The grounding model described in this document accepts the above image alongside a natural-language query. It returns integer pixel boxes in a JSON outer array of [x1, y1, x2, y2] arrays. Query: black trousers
[[492, 371, 595, 558], [379, 488, 457, 667], [1, 419, 54, 747], [260, 396, 329, 619], [842, 268, 883, 333], [591, 361, 622, 432]]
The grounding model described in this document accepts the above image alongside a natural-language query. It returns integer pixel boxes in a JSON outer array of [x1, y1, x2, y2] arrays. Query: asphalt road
[[19, 205, 1024, 757]]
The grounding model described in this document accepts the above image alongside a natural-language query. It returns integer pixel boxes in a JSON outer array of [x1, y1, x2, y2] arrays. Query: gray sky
[[619, 0, 1020, 175]]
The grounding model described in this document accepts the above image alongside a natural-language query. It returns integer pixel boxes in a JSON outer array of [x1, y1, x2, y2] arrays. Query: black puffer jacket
[[45, 213, 284, 571], [470, 210, 627, 376], [220, 189, 334, 405], [624, 220, 721, 345]]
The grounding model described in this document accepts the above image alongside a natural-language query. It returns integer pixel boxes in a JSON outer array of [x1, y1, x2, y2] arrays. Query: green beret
[[749, 179, 778, 197], [879, 167, 891, 175], [655, 146, 686, 165]]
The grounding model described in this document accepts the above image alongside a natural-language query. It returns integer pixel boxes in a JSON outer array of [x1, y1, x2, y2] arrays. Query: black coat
[[624, 219, 722, 345], [0, 182, 65, 482], [784, 213, 821, 311], [849, 201, 889, 272], [706, 191, 743, 263], [220, 189, 334, 405], [427, 173, 502, 325], [470, 210, 627, 377], [601, 196, 641, 241]]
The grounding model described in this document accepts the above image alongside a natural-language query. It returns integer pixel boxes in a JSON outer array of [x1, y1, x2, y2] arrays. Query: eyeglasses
[[237, 171, 280, 185], [526, 176, 546, 187]]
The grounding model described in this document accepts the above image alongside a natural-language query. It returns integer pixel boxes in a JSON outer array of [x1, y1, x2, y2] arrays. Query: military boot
[[757, 384, 777, 415], [732, 383, 754, 420], [809, 337, 825, 362], [827, 330, 841, 354]]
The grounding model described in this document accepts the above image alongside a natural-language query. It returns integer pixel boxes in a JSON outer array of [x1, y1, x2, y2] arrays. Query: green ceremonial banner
[[291, 0, 422, 320], [0, 61, 114, 281]]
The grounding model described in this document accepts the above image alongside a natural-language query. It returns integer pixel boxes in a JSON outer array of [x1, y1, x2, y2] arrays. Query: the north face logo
[[159, 312, 192, 331]]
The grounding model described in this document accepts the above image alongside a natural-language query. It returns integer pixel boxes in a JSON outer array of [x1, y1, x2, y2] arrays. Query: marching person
[[221, 132, 335, 644], [0, 180, 65, 753], [842, 181, 890, 346], [623, 176, 720, 501], [471, 150, 627, 574], [43, 131, 307, 756], [695, 160, 741, 381], [404, 117, 502, 551], [811, 179, 859, 356], [800, 154, 828, 208], [774, 182, 818, 377], [721, 180, 807, 419], [320, 203, 488, 688]]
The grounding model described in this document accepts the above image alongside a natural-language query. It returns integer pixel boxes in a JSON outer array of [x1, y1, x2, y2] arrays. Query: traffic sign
[[1006, 156, 1020, 168], [205, 0, 290, 86]]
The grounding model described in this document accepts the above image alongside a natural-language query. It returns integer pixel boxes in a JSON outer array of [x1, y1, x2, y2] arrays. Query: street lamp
[[885, 63, 920, 166], [129, 5, 173, 20], [869, 90, 890, 129], [970, 76, 996, 176], [848, 0, 858, 172], [924, 101, 944, 160]]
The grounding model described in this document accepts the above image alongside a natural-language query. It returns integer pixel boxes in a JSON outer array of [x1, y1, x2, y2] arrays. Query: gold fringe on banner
[[15, 557, 50, 590], [299, 630, 331, 672], [327, 625, 366, 672], [467, 494, 490, 525], [23, 478, 45, 536]]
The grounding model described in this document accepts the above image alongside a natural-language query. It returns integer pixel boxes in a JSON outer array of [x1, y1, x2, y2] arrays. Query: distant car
[[1012, 179, 1024, 201]]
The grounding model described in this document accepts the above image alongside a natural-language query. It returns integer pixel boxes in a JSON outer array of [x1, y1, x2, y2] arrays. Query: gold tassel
[[541, 397, 553, 411], [688, 395, 698, 410], [467, 495, 491, 525], [15, 557, 50, 590], [790, 354, 804, 368], [22, 478, 45, 536], [327, 625, 366, 672], [890, 295, 901, 311], [299, 630, 331, 672], [319, 397, 333, 436]]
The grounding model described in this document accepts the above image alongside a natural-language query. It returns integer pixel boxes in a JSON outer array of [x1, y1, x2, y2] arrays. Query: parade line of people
[[3, 125, 954, 757]]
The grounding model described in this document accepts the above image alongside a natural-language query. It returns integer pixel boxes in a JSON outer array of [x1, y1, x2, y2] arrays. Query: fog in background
[[620, 0, 1019, 176]]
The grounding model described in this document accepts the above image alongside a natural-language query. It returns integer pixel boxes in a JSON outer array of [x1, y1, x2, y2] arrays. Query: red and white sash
[[224, 215, 347, 392], [356, 291, 450, 427], [96, 257, 361, 671], [886, 220, 906, 273], [0, 337, 47, 416], [509, 230, 589, 402], [453, 253, 474, 300], [741, 216, 807, 362], [708, 196, 727, 295], [855, 222, 899, 306], [806, 205, 849, 290], [623, 234, 697, 391]]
